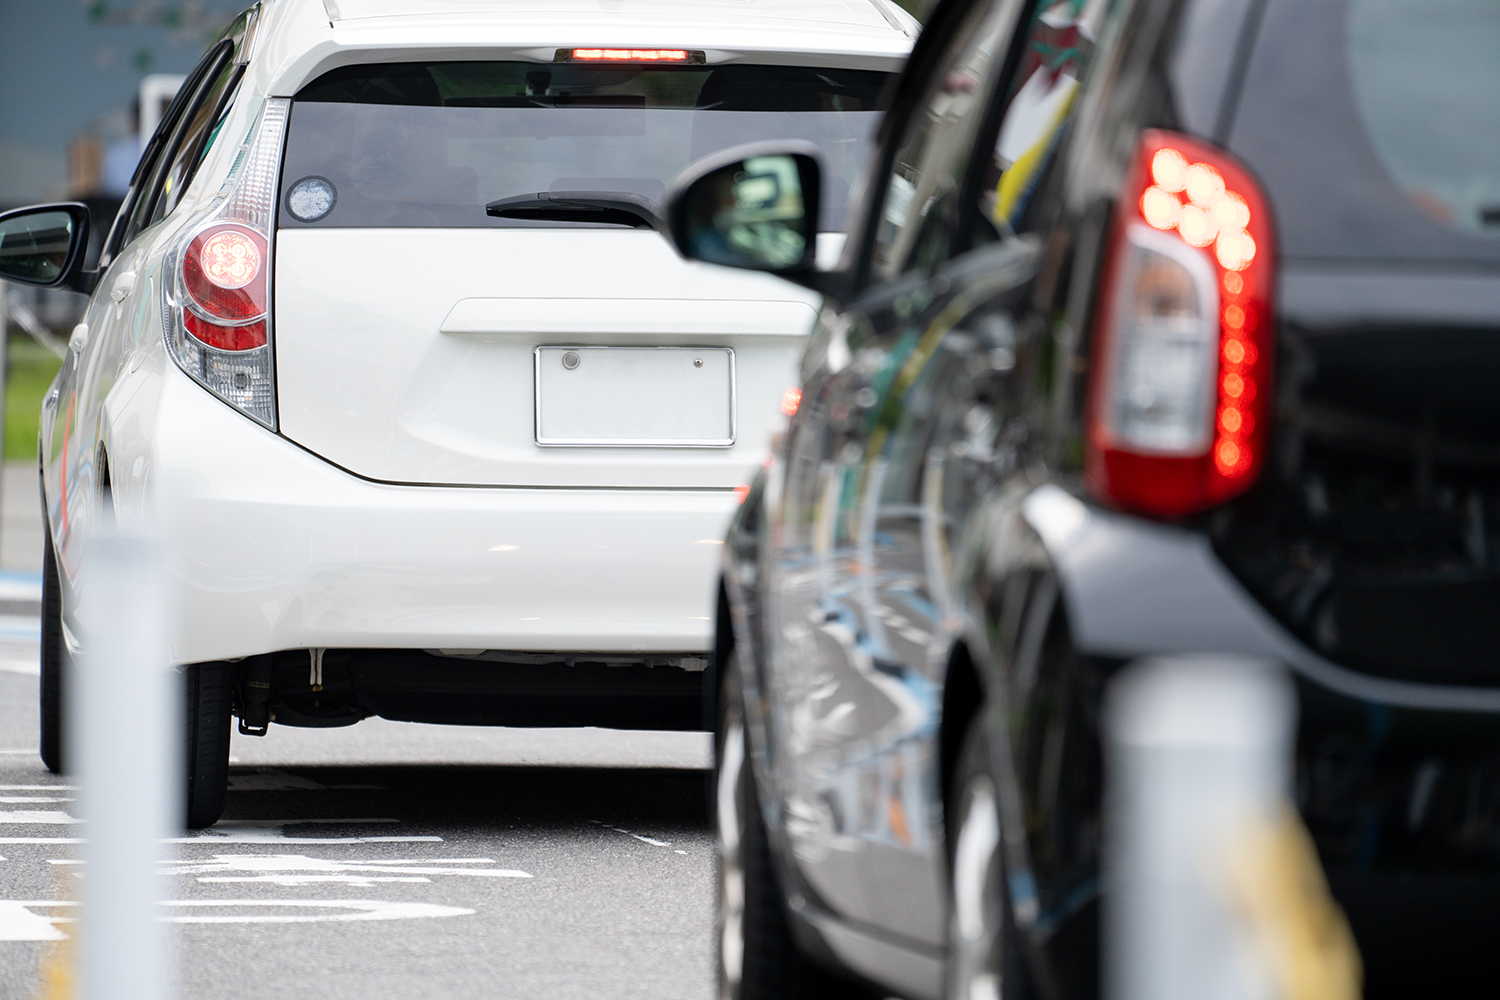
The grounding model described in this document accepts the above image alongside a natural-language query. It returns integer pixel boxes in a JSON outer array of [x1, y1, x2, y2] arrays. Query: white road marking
[[0, 899, 473, 938], [0, 785, 77, 791], [6, 834, 442, 846], [0, 811, 77, 824], [170, 832, 442, 845], [0, 901, 70, 941], [197, 875, 432, 885], [0, 796, 74, 803], [592, 821, 672, 848], [159, 854, 531, 887], [163, 899, 475, 924]]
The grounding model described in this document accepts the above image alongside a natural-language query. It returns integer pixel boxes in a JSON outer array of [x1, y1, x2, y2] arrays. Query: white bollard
[[1102, 655, 1295, 1000], [73, 531, 178, 1000]]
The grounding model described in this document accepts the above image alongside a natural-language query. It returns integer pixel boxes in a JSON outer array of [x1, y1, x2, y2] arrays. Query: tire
[[945, 717, 1023, 1000], [716, 654, 867, 1000], [39, 526, 65, 773], [184, 662, 232, 829]]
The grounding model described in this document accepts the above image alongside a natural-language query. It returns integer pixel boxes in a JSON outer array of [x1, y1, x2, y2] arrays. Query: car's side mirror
[[0, 203, 90, 289], [666, 143, 822, 277]]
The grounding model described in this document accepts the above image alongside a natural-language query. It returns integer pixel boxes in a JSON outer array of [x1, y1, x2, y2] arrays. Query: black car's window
[[868, 0, 1027, 283], [981, 0, 1109, 233], [1229, 0, 1500, 263], [116, 43, 230, 252], [279, 62, 893, 231], [149, 57, 242, 226]]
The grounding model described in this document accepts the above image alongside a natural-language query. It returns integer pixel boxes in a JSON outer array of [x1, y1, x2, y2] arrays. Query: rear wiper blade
[[485, 191, 662, 230]]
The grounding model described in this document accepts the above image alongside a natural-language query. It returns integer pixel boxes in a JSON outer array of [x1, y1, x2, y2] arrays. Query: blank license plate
[[535, 347, 735, 447]]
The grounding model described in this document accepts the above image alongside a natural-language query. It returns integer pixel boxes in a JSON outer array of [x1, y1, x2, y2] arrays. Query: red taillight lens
[[1085, 129, 1275, 517], [184, 312, 266, 351], [182, 222, 268, 352], [183, 223, 267, 322]]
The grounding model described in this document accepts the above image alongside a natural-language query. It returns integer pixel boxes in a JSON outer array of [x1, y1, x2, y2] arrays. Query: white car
[[0, 0, 912, 825]]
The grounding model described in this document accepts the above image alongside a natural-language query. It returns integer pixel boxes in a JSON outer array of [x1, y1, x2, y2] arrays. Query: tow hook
[[237, 654, 273, 736]]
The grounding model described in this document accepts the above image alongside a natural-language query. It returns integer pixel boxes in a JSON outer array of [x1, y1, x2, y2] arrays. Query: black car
[[660, 0, 1500, 996]]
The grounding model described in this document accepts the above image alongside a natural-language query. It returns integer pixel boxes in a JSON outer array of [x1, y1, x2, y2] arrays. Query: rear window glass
[[1227, 0, 1500, 263], [279, 61, 892, 231]]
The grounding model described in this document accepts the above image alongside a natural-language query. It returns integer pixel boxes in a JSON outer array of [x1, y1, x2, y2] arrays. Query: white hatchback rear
[[27, 0, 911, 822]]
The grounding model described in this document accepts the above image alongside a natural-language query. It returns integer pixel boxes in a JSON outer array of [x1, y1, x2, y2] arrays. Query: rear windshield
[[1228, 0, 1500, 264], [279, 61, 892, 232]]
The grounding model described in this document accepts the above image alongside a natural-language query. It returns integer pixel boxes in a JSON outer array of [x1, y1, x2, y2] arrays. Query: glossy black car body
[[688, 0, 1500, 997]]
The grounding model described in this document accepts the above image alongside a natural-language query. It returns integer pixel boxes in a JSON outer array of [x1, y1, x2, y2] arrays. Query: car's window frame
[[121, 42, 234, 246], [149, 58, 245, 228], [101, 39, 231, 267], [848, 0, 1040, 294]]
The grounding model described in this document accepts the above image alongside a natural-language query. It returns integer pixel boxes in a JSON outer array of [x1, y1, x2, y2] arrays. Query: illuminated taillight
[[164, 99, 288, 428], [555, 48, 704, 63], [1085, 129, 1275, 517], [780, 387, 802, 417], [182, 222, 269, 350]]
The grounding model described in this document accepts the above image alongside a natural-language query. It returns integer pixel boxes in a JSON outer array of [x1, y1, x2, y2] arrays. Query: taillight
[[182, 223, 268, 350], [163, 99, 288, 429], [1085, 129, 1275, 517]]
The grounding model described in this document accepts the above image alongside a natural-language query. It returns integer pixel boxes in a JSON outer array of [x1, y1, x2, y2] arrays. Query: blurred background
[[0, 1, 246, 495]]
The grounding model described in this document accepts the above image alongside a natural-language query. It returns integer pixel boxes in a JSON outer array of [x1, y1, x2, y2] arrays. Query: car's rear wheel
[[39, 525, 65, 773], [184, 662, 232, 829], [945, 715, 1022, 1000], [716, 653, 867, 1000]]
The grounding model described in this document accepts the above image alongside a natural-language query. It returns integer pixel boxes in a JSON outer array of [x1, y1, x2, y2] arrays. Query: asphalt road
[[0, 629, 716, 1000]]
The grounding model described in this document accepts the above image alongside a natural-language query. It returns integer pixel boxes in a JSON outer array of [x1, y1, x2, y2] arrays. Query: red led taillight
[[1085, 129, 1275, 517], [181, 222, 268, 351]]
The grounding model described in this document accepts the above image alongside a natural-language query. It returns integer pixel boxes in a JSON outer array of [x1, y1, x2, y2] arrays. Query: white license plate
[[534, 347, 736, 447]]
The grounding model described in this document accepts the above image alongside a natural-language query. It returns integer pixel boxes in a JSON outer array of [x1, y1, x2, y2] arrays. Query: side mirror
[[666, 143, 821, 276], [0, 203, 90, 289]]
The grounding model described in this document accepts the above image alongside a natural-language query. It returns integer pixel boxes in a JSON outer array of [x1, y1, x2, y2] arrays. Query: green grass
[[6, 334, 65, 463]]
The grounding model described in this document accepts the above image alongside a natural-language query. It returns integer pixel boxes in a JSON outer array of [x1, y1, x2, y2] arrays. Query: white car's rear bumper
[[137, 364, 738, 666]]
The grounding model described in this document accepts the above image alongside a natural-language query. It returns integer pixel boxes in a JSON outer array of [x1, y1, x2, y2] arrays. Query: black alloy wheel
[[39, 524, 65, 773], [945, 716, 1021, 1000], [715, 653, 869, 1000], [184, 661, 232, 829]]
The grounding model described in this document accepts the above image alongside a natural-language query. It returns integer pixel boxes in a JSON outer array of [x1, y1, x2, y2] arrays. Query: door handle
[[110, 271, 137, 303], [68, 322, 89, 354]]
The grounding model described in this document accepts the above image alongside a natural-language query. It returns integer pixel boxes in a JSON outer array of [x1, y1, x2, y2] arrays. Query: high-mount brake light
[[1085, 129, 1275, 517], [556, 48, 703, 63], [163, 99, 289, 429]]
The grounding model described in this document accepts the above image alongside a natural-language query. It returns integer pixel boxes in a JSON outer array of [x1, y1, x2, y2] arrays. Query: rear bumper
[[1021, 485, 1500, 712], [141, 364, 739, 665]]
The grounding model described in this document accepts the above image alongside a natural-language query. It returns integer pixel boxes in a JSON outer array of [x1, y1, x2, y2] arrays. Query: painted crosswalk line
[[1, 899, 475, 939], [158, 854, 531, 886]]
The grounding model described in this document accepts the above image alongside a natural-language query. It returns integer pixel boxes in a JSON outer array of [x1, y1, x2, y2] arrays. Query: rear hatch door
[[272, 57, 891, 488]]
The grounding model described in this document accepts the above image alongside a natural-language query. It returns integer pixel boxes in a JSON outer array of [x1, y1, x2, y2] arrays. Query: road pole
[[1104, 655, 1295, 1000], [75, 531, 177, 1000]]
